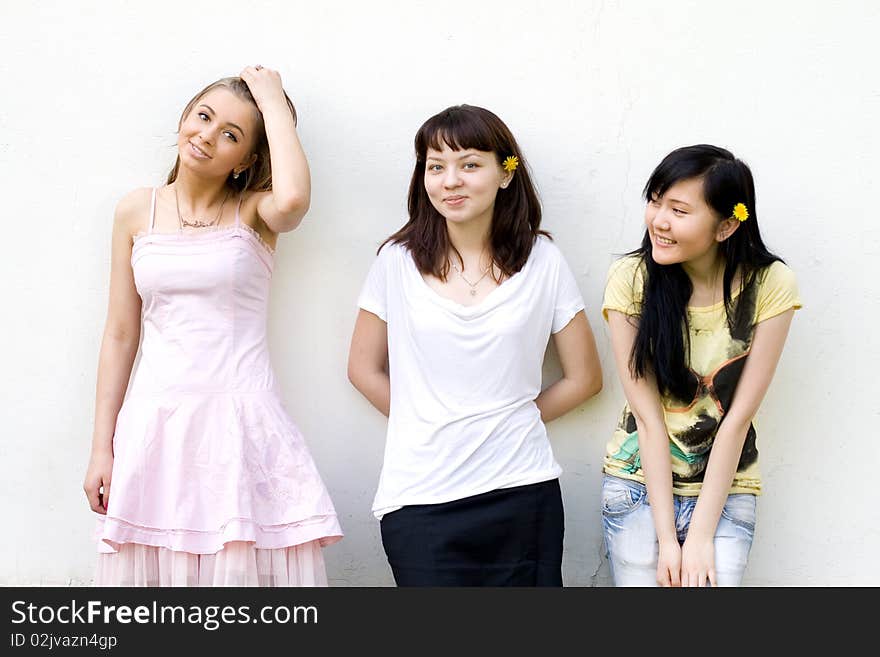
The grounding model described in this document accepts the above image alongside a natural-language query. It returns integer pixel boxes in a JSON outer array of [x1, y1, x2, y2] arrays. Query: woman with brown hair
[[347, 104, 602, 586]]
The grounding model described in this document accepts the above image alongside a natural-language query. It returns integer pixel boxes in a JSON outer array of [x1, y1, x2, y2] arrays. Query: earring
[[233, 171, 240, 179]]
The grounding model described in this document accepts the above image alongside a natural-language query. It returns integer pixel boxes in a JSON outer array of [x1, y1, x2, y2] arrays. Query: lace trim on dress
[[132, 222, 275, 256]]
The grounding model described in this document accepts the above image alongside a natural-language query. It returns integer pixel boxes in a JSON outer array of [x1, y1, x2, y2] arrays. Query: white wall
[[1, 0, 877, 586]]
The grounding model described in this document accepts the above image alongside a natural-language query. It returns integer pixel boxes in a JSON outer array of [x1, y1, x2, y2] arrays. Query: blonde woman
[[84, 66, 342, 586]]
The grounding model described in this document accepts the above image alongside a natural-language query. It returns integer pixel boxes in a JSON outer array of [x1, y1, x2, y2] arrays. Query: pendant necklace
[[450, 257, 492, 296], [175, 186, 230, 230]]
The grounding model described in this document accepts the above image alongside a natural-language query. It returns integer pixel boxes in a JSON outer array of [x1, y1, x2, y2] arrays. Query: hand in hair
[[239, 65, 286, 112]]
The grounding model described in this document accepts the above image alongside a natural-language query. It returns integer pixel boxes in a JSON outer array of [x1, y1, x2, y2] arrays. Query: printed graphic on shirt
[[601, 257, 800, 496]]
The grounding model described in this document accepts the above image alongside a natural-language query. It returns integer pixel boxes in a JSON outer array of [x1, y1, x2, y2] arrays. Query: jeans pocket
[[719, 494, 757, 531], [601, 476, 646, 517]]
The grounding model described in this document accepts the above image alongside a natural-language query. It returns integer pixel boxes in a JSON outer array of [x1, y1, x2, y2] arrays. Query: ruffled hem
[[94, 540, 327, 586], [96, 514, 343, 554], [105, 391, 343, 552]]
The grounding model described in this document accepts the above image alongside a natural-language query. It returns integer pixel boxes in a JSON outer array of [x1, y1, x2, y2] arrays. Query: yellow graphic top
[[601, 256, 801, 496]]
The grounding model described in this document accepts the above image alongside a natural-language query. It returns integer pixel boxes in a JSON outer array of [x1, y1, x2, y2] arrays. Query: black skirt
[[379, 479, 564, 586]]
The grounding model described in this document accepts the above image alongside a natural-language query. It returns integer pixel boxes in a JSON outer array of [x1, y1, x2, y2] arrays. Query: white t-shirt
[[357, 235, 585, 519]]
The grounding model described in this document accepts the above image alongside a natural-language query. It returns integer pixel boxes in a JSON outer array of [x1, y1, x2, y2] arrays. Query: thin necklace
[[450, 257, 492, 296], [175, 186, 230, 230]]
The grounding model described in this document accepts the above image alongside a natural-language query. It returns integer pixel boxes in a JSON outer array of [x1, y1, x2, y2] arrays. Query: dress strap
[[234, 193, 244, 227], [148, 187, 158, 234]]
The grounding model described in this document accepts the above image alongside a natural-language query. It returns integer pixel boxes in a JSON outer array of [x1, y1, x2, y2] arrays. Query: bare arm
[[83, 190, 145, 514], [347, 309, 390, 417], [535, 311, 603, 422], [242, 66, 311, 233], [681, 309, 795, 586], [607, 310, 681, 586]]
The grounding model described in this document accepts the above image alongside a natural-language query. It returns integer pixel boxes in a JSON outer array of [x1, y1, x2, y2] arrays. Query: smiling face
[[423, 144, 511, 229], [176, 87, 258, 180], [645, 176, 737, 270]]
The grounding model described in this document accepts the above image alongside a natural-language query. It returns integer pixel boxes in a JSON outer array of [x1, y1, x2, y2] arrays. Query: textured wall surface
[[1, 0, 877, 586]]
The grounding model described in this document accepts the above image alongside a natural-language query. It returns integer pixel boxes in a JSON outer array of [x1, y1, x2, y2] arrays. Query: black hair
[[629, 144, 783, 400]]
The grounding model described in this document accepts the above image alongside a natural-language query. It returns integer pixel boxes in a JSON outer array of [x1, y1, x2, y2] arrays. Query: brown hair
[[381, 104, 548, 281], [166, 77, 297, 193]]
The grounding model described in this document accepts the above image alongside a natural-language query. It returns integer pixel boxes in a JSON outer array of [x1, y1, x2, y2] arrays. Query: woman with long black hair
[[601, 144, 801, 586]]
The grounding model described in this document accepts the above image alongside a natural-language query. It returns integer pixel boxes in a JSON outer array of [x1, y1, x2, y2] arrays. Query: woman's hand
[[656, 538, 683, 587], [239, 65, 287, 112], [84, 450, 114, 514], [681, 534, 716, 587]]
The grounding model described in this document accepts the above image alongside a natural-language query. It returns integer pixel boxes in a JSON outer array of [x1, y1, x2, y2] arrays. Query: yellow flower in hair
[[502, 155, 519, 173], [732, 202, 749, 222]]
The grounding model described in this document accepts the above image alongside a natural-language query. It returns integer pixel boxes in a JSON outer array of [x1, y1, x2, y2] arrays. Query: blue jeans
[[601, 474, 756, 587]]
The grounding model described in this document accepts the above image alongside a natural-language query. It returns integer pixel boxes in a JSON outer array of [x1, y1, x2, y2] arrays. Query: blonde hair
[[166, 77, 297, 193]]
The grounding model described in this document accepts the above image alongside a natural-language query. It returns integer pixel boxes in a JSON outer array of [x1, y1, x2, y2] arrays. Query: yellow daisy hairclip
[[502, 155, 519, 173], [731, 202, 749, 222]]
